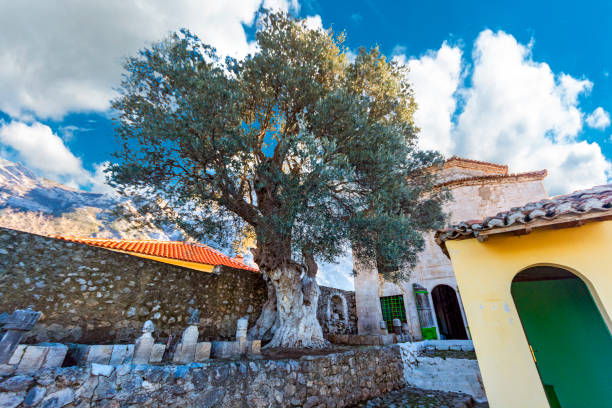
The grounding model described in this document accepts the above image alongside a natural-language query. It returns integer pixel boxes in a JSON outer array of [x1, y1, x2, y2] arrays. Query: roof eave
[[436, 209, 612, 258]]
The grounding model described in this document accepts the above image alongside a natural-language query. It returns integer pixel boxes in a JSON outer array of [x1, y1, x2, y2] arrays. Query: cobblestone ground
[[350, 386, 490, 408]]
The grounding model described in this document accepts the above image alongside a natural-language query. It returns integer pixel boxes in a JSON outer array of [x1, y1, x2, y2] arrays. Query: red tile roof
[[435, 183, 612, 255], [55, 236, 258, 272]]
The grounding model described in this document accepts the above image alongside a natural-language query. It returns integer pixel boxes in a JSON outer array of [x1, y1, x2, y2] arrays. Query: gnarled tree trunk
[[248, 247, 328, 349], [248, 271, 278, 341]]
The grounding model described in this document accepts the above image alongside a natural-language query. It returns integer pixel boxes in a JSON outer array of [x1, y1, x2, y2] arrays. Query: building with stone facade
[[354, 157, 548, 341]]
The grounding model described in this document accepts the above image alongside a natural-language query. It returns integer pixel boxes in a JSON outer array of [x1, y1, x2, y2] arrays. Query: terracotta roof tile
[[435, 183, 612, 254], [54, 236, 258, 272]]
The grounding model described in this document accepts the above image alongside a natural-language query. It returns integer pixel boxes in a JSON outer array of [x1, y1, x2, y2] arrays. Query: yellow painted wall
[[446, 220, 612, 408]]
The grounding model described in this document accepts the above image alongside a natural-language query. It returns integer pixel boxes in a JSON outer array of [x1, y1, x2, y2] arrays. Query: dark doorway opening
[[512, 266, 612, 407], [431, 284, 468, 340]]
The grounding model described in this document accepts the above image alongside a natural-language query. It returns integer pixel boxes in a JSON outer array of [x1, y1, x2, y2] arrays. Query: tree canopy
[[109, 11, 447, 348]]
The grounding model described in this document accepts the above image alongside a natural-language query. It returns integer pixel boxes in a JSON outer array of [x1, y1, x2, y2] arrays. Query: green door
[[511, 267, 612, 408]]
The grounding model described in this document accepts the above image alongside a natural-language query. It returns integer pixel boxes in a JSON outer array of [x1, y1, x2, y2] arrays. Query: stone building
[[354, 157, 548, 340]]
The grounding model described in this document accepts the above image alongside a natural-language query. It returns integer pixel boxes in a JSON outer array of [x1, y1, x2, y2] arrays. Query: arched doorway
[[431, 284, 468, 340], [512, 266, 612, 407]]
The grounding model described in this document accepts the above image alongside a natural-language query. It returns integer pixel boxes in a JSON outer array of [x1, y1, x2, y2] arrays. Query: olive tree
[[109, 12, 447, 349]]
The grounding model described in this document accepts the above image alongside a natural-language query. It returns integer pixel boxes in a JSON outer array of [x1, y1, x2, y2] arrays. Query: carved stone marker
[[379, 321, 388, 335], [16, 346, 47, 373], [248, 340, 261, 355], [0, 309, 41, 364], [236, 317, 248, 354], [133, 320, 155, 364], [109, 344, 129, 366], [173, 310, 200, 364], [87, 345, 113, 365], [149, 344, 166, 363], [392, 318, 402, 336], [194, 342, 211, 362], [40, 343, 68, 369]]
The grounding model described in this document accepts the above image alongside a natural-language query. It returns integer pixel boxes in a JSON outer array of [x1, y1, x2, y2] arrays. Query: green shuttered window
[[380, 295, 407, 330]]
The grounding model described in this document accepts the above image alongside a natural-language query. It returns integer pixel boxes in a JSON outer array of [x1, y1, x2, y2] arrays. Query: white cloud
[[396, 30, 610, 195], [0, 121, 86, 181], [90, 162, 116, 195], [303, 15, 323, 31], [317, 249, 355, 291], [394, 43, 462, 155], [586, 107, 611, 130], [453, 30, 607, 194], [0, 0, 301, 120], [0, 121, 114, 193]]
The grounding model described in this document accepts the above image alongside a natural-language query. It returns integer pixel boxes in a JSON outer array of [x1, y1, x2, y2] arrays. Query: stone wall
[[0, 227, 267, 344], [0, 228, 357, 345], [0, 345, 406, 408]]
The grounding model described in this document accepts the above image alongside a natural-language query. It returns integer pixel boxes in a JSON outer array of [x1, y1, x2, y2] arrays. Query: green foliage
[[109, 11, 448, 280]]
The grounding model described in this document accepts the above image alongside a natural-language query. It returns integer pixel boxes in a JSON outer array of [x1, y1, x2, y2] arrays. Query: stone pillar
[[379, 321, 388, 335], [353, 252, 384, 335], [0, 309, 41, 364], [133, 320, 155, 364], [402, 323, 411, 341], [236, 316, 248, 354], [173, 309, 200, 364], [413, 283, 437, 340]]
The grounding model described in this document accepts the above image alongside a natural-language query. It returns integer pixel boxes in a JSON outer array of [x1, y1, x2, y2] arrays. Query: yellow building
[[436, 184, 612, 408]]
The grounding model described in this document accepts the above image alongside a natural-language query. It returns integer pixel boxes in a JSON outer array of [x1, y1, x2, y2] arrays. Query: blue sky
[[0, 0, 610, 290], [0, 0, 610, 195]]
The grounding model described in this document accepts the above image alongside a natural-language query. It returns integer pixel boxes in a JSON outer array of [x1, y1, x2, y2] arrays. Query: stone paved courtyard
[[350, 386, 490, 408]]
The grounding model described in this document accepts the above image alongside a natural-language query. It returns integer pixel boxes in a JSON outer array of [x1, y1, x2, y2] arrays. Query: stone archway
[[512, 266, 612, 407], [431, 284, 468, 340]]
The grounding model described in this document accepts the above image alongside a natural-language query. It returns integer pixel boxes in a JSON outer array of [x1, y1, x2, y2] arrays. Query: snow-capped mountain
[[0, 158, 172, 239]]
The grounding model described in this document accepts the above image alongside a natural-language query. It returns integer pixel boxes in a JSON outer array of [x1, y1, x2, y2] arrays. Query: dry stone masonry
[[0, 345, 404, 408], [0, 341, 486, 408], [0, 228, 357, 345]]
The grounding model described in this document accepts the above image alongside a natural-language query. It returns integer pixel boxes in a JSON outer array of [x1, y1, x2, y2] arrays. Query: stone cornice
[[436, 169, 548, 189]]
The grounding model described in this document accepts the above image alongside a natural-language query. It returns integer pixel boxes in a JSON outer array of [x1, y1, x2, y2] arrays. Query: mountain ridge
[[0, 158, 172, 240]]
